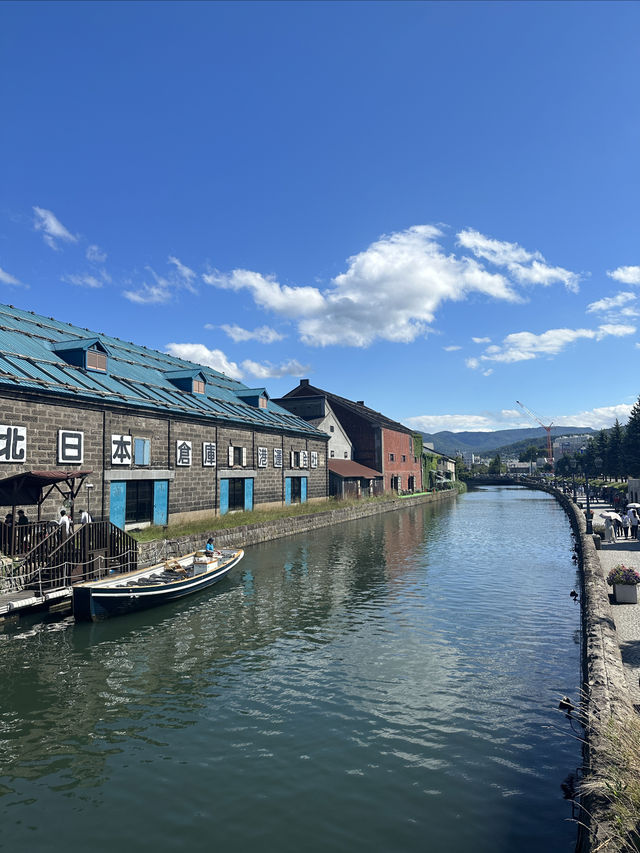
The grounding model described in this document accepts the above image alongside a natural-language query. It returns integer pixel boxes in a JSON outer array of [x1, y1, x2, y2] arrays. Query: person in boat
[[205, 538, 215, 552]]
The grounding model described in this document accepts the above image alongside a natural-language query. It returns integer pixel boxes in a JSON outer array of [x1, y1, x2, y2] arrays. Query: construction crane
[[515, 400, 554, 469]]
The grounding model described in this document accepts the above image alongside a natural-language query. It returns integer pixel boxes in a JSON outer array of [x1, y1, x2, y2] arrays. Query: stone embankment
[[137, 489, 458, 567], [542, 486, 633, 852]]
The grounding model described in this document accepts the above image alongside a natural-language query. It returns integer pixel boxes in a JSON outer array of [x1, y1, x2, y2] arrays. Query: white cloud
[[457, 228, 580, 293], [123, 282, 172, 304], [468, 323, 636, 366], [406, 404, 631, 434], [406, 413, 501, 432], [443, 345, 461, 352], [0, 266, 26, 287], [241, 358, 310, 379], [586, 292, 636, 314], [206, 226, 520, 348], [86, 244, 107, 263], [472, 336, 491, 344], [204, 268, 325, 318], [555, 405, 633, 430], [62, 273, 104, 289], [164, 343, 242, 380], [123, 256, 197, 303], [33, 206, 77, 250], [220, 324, 285, 343], [607, 266, 640, 285], [168, 256, 196, 289], [205, 225, 582, 349]]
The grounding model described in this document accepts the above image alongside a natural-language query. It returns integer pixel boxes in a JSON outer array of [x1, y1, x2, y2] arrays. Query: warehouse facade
[[0, 303, 328, 529]]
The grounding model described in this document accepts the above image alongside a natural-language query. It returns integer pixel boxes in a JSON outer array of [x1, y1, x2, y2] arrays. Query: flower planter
[[614, 583, 638, 604]]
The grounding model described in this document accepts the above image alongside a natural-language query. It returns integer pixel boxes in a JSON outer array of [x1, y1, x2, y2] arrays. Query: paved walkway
[[588, 496, 640, 709]]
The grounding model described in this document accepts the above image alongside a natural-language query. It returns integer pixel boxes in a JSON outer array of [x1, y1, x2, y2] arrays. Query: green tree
[[624, 396, 640, 477], [596, 430, 609, 479], [607, 419, 625, 481], [488, 453, 502, 475], [519, 445, 540, 463]]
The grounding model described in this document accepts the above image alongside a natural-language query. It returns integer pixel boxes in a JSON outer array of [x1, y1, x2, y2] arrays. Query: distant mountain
[[420, 426, 596, 457]]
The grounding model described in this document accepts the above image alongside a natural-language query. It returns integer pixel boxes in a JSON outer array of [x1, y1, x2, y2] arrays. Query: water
[[0, 487, 582, 852]]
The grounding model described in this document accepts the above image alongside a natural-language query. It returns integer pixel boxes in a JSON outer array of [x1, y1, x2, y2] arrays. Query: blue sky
[[2, 0, 639, 433]]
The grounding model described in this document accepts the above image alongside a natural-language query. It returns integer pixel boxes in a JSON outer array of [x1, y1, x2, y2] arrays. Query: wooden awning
[[0, 470, 92, 506]]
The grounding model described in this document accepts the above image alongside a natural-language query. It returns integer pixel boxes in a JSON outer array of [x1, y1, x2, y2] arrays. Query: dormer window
[[236, 387, 270, 409], [53, 337, 110, 373], [166, 369, 207, 395], [87, 347, 107, 372]]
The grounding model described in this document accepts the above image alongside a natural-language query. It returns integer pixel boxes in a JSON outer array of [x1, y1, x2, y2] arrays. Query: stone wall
[[534, 485, 633, 852], [137, 489, 458, 566]]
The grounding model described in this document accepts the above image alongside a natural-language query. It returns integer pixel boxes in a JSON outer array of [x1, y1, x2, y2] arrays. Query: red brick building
[[276, 380, 422, 494]]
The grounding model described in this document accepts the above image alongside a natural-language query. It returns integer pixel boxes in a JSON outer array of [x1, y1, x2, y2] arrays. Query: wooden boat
[[73, 548, 244, 621]]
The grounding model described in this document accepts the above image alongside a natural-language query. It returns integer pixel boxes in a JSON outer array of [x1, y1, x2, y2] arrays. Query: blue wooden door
[[244, 478, 254, 511], [220, 479, 229, 515], [301, 477, 307, 503], [285, 477, 292, 505], [153, 480, 168, 526], [110, 481, 126, 530]]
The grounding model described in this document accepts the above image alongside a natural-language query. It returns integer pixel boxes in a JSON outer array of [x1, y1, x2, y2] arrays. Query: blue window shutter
[[109, 481, 126, 530], [285, 477, 292, 505], [301, 477, 307, 503], [244, 478, 254, 511], [153, 480, 168, 526], [220, 479, 229, 515]]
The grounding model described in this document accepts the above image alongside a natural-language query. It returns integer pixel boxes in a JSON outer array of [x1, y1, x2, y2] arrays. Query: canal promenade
[[589, 495, 640, 709]]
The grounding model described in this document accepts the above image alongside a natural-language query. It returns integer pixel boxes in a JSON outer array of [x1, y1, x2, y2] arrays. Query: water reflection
[[0, 490, 581, 853]]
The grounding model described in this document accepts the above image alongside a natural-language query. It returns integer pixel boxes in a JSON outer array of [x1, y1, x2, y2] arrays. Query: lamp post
[[585, 456, 602, 535], [569, 458, 577, 502]]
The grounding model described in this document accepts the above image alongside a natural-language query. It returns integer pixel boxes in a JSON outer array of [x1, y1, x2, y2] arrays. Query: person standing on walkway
[[630, 509, 639, 540], [622, 511, 630, 539], [58, 509, 72, 539], [604, 516, 616, 543]]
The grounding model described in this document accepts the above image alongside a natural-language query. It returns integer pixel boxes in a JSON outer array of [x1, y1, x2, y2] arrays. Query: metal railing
[[0, 521, 138, 596]]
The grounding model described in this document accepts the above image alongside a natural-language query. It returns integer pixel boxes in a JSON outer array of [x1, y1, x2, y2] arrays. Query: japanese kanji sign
[[111, 434, 132, 466], [311, 451, 318, 468], [273, 447, 283, 468], [202, 442, 217, 467], [176, 440, 192, 466], [58, 430, 84, 464], [257, 446, 268, 468], [300, 450, 309, 468], [0, 425, 26, 463]]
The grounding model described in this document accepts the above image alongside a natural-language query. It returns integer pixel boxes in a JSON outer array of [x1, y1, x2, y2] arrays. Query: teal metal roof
[[0, 303, 325, 438]]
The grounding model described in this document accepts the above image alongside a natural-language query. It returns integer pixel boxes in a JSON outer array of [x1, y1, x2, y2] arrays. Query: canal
[[0, 486, 582, 852]]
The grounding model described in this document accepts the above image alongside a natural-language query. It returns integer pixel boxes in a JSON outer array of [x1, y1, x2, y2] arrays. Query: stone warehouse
[[0, 303, 328, 529]]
